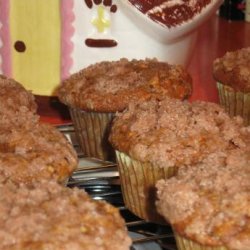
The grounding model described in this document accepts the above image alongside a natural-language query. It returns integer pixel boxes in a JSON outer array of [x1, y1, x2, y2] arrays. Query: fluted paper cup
[[217, 82, 250, 125], [174, 231, 228, 250], [69, 107, 115, 161], [116, 150, 178, 224]]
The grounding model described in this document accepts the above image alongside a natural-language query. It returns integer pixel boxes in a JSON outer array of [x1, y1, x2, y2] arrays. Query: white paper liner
[[69, 107, 115, 160], [116, 150, 178, 224]]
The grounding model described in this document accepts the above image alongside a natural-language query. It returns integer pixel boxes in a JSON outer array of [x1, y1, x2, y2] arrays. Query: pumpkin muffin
[[109, 96, 249, 223], [156, 148, 250, 250], [0, 75, 78, 185], [0, 75, 39, 132], [213, 47, 250, 125], [0, 180, 132, 250], [0, 122, 78, 185], [57, 58, 192, 160]]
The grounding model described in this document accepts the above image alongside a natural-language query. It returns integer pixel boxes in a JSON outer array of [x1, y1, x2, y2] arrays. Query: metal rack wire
[[58, 124, 177, 250]]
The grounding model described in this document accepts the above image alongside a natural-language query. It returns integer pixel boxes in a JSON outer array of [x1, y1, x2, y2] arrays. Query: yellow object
[[91, 5, 110, 33], [246, 0, 250, 22], [10, 0, 61, 96]]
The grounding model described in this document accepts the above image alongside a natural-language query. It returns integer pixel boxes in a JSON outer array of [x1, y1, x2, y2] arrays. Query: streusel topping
[[0, 75, 39, 130], [57, 58, 192, 112], [156, 149, 250, 249], [0, 75, 78, 184], [109, 97, 249, 168], [0, 181, 132, 250], [0, 123, 78, 184], [213, 47, 250, 92]]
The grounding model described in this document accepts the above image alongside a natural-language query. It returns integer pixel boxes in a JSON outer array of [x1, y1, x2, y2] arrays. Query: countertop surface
[[37, 14, 250, 125]]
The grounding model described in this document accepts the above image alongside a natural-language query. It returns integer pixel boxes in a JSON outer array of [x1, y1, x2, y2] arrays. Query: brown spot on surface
[[103, 0, 112, 6], [110, 4, 117, 13], [85, 0, 93, 8], [94, 0, 102, 5], [85, 38, 117, 48], [14, 41, 26, 53]]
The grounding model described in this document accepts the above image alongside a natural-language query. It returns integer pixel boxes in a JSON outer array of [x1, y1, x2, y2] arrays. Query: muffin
[[109, 96, 249, 223], [57, 58, 192, 160], [213, 47, 250, 125], [0, 75, 78, 184], [0, 122, 78, 185], [0, 74, 39, 132], [0, 180, 132, 250], [156, 148, 250, 250]]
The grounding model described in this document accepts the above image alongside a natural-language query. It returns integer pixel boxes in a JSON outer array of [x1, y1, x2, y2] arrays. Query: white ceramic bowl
[[114, 0, 223, 66], [70, 0, 223, 72]]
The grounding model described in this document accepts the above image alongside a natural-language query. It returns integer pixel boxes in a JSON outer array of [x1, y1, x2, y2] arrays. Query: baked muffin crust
[[0, 75, 78, 184], [156, 149, 250, 249], [0, 75, 39, 130], [0, 75, 37, 113], [0, 123, 78, 184], [0, 180, 132, 250], [109, 97, 249, 168], [57, 58, 192, 112], [213, 47, 250, 92]]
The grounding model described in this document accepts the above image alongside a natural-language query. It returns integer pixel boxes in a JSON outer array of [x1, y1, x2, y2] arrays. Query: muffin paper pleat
[[116, 151, 178, 224], [174, 231, 228, 250], [217, 82, 250, 125], [69, 107, 115, 160]]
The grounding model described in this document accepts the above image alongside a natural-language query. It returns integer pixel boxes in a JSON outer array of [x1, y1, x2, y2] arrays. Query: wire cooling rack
[[58, 124, 177, 250]]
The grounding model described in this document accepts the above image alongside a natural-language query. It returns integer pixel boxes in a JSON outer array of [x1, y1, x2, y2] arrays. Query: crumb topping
[[0, 123, 78, 184], [57, 58, 192, 112], [0, 75, 39, 130], [0, 181, 132, 250], [156, 149, 250, 249], [128, 0, 213, 27], [0, 75, 78, 184], [109, 97, 250, 168], [213, 47, 250, 92]]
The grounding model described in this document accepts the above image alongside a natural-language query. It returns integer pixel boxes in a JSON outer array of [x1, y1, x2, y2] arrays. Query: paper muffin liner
[[116, 150, 178, 224], [216, 82, 250, 125], [174, 231, 228, 250], [69, 107, 115, 161]]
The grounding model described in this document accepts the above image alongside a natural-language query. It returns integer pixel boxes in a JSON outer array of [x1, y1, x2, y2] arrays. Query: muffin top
[[213, 47, 250, 92], [156, 149, 250, 249], [0, 180, 132, 250], [0, 122, 78, 184], [57, 58, 192, 112], [0, 75, 37, 113], [0, 75, 78, 184], [0, 75, 39, 131], [128, 0, 213, 28], [109, 97, 250, 168]]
